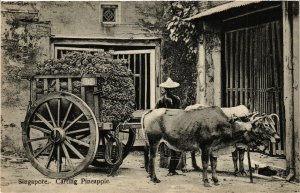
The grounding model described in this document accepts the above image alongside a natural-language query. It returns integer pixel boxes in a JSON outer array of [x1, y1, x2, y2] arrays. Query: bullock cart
[[21, 74, 140, 179]]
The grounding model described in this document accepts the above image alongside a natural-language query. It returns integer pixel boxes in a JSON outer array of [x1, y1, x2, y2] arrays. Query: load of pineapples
[[36, 50, 135, 124]]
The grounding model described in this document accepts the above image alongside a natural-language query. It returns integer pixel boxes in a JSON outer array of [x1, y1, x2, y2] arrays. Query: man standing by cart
[[155, 77, 184, 176]]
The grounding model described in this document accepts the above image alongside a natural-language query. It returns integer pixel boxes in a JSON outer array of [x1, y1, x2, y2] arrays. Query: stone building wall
[[1, 2, 51, 106], [36, 1, 155, 38]]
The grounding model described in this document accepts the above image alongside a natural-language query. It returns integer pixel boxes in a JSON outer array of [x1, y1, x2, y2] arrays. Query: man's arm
[[155, 97, 164, 109], [174, 95, 181, 109]]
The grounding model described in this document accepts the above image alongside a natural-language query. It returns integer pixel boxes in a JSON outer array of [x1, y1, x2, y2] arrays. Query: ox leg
[[210, 155, 219, 185], [201, 148, 211, 187], [191, 151, 201, 171], [238, 149, 247, 176], [232, 150, 239, 176], [144, 145, 150, 173], [149, 144, 160, 183]]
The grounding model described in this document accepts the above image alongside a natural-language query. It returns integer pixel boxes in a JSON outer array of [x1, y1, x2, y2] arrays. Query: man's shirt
[[155, 94, 181, 109]]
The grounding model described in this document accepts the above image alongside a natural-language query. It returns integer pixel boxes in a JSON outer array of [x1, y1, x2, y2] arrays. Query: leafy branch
[[135, 1, 201, 107], [167, 1, 200, 56]]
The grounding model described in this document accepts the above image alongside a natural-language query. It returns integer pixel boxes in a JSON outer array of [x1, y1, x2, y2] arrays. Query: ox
[[142, 106, 279, 187], [185, 104, 280, 176]]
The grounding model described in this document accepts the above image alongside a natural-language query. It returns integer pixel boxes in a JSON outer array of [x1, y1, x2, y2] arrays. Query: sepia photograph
[[1, 1, 299, 193]]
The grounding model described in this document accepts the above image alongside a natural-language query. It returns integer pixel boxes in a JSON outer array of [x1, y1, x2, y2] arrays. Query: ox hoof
[[181, 168, 189, 173], [203, 179, 211, 187], [204, 182, 212, 187], [234, 171, 239, 176], [235, 171, 247, 177], [151, 177, 161, 183], [213, 181, 220, 186], [193, 166, 201, 171]]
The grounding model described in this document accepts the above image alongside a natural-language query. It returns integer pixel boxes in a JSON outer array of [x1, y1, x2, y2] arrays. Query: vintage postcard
[[1, 1, 299, 193]]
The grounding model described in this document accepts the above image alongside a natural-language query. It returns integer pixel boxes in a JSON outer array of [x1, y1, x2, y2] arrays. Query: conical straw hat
[[159, 77, 180, 88]]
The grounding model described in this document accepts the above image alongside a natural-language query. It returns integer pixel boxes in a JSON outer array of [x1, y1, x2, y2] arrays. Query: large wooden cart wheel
[[91, 127, 136, 168], [22, 92, 99, 179]]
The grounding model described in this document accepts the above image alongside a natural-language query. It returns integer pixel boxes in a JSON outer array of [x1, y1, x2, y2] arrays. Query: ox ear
[[234, 121, 252, 132]]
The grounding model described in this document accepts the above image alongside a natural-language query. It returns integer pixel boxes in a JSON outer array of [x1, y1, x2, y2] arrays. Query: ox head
[[246, 113, 280, 151], [233, 112, 280, 152]]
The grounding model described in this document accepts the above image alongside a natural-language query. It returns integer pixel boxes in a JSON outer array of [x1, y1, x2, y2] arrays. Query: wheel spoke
[[34, 142, 52, 158], [64, 140, 84, 159], [61, 103, 73, 128], [61, 143, 74, 169], [63, 113, 84, 132], [28, 136, 50, 142], [29, 125, 51, 134], [57, 99, 61, 127], [45, 145, 55, 169], [57, 144, 61, 173], [45, 102, 57, 128], [35, 113, 54, 130], [77, 134, 90, 140], [66, 136, 90, 147], [66, 128, 90, 135]]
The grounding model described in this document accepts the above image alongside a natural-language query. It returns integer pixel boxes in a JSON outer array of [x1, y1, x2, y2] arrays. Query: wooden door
[[223, 21, 285, 155]]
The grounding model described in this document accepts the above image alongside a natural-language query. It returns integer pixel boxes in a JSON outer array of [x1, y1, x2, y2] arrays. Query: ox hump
[[143, 108, 167, 124]]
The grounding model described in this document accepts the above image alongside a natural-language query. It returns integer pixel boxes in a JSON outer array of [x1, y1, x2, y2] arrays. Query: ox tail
[[141, 109, 153, 147], [141, 109, 153, 173]]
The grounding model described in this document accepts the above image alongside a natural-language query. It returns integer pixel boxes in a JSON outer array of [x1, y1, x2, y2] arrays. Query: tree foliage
[[167, 1, 199, 55], [136, 1, 200, 107]]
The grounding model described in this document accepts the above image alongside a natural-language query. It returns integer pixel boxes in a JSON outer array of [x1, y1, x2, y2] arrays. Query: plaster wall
[[36, 1, 153, 38]]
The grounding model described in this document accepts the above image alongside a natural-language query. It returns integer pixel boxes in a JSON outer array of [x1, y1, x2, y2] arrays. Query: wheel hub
[[50, 128, 66, 143]]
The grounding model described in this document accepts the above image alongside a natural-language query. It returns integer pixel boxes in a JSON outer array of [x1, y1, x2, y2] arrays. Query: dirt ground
[[1, 152, 300, 193], [1, 106, 299, 193]]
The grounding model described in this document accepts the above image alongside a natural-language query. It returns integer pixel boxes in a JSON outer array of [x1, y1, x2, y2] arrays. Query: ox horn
[[250, 112, 260, 122], [251, 116, 263, 123], [270, 113, 280, 123], [265, 116, 278, 134], [266, 116, 276, 126], [267, 113, 280, 129]]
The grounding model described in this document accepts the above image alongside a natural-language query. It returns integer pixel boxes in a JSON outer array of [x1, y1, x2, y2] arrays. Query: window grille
[[101, 4, 119, 23], [103, 7, 116, 22]]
